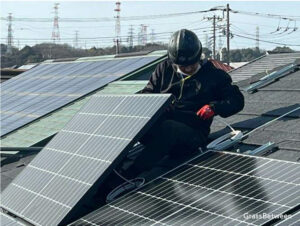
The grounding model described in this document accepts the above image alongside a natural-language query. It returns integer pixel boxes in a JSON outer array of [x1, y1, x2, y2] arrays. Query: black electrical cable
[[233, 33, 300, 47]]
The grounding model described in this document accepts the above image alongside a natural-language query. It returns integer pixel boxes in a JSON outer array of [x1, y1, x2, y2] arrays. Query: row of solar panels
[[1, 94, 299, 225], [1, 54, 163, 137]]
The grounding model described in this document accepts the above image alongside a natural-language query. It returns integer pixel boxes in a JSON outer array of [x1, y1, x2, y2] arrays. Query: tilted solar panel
[[71, 151, 300, 225], [1, 55, 161, 137], [1, 94, 173, 225], [0, 212, 25, 226]]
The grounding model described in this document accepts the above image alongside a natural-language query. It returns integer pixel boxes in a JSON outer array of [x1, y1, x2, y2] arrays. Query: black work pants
[[132, 119, 207, 173]]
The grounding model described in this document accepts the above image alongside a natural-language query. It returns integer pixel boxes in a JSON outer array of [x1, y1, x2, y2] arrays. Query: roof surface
[[210, 59, 234, 72], [229, 52, 300, 82], [211, 62, 300, 162]]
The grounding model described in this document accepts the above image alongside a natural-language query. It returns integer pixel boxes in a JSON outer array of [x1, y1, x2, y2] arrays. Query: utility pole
[[213, 15, 216, 59], [7, 13, 13, 54], [204, 34, 209, 49], [226, 3, 230, 65], [204, 15, 222, 59]]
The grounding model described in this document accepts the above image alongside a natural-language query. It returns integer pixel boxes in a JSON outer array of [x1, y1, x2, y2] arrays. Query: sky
[[1, 1, 300, 51]]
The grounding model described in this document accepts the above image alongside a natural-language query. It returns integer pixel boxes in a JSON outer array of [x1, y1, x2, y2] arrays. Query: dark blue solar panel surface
[[1, 94, 173, 226], [71, 152, 300, 226], [1, 56, 160, 136]]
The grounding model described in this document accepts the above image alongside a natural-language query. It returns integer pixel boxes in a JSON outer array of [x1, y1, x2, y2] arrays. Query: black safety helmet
[[168, 29, 202, 66]]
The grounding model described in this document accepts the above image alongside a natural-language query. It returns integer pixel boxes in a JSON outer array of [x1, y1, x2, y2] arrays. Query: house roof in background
[[210, 59, 234, 72], [17, 64, 38, 70], [229, 52, 300, 82], [0, 68, 27, 83], [230, 62, 248, 69]]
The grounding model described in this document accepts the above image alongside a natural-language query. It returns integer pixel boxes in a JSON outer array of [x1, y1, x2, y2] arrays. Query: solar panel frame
[[1, 94, 174, 225], [71, 151, 300, 226], [1, 55, 162, 137]]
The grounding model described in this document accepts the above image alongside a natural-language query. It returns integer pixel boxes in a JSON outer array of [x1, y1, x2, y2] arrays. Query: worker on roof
[[126, 29, 244, 177]]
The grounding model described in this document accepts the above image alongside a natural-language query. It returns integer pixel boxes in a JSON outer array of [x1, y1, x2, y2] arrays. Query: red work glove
[[197, 104, 215, 120]]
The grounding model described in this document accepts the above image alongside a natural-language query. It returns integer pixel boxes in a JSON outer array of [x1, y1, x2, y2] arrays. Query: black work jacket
[[141, 59, 244, 135]]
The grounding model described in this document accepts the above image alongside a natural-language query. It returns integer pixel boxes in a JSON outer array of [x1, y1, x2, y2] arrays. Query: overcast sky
[[1, 1, 300, 51]]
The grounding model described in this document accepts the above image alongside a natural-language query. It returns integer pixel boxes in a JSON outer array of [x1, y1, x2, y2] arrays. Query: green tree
[[271, 46, 294, 53]]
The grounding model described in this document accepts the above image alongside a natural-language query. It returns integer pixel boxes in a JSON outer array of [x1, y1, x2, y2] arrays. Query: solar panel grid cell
[[1, 94, 172, 225], [74, 152, 300, 226]]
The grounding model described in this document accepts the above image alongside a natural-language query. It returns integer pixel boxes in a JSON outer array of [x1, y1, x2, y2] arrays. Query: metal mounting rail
[[245, 63, 299, 93], [245, 142, 276, 156]]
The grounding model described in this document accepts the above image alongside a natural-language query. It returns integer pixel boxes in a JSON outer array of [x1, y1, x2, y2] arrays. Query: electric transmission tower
[[138, 24, 147, 45], [7, 13, 13, 54], [151, 29, 155, 43], [114, 1, 121, 54], [51, 3, 60, 43], [142, 24, 148, 45], [127, 25, 134, 49], [256, 26, 260, 49], [74, 30, 79, 48], [138, 25, 142, 46]]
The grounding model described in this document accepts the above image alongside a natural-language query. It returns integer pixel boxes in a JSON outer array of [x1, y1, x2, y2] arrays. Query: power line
[[230, 24, 299, 41], [0, 26, 214, 41], [232, 33, 300, 47], [0, 8, 219, 23], [230, 9, 300, 21]]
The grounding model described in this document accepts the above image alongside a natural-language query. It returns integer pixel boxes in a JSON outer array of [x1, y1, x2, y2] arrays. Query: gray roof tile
[[229, 52, 300, 79]]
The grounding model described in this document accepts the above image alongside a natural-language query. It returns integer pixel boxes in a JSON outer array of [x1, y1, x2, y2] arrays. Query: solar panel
[[275, 211, 300, 225], [0, 212, 25, 226], [71, 151, 300, 225], [1, 94, 173, 226], [1, 55, 161, 137]]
